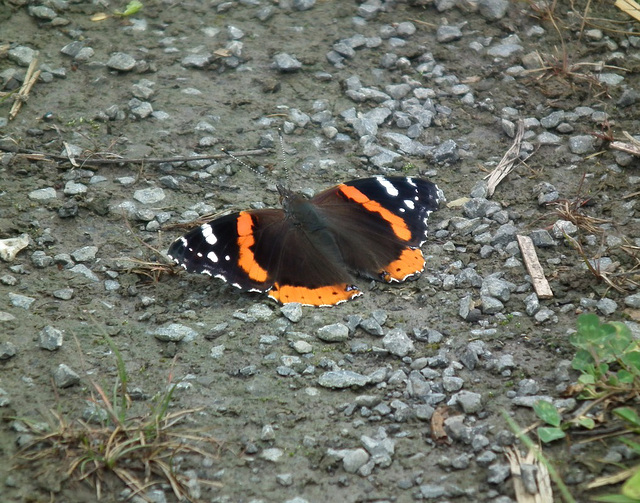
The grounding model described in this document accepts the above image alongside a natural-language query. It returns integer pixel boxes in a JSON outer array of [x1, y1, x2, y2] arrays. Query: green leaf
[[537, 426, 566, 443], [622, 351, 640, 374], [576, 416, 596, 429], [614, 407, 640, 429], [122, 0, 143, 16], [592, 494, 640, 503], [597, 362, 610, 377], [578, 373, 596, 385], [533, 400, 561, 427], [617, 369, 635, 384], [576, 313, 601, 344], [573, 349, 595, 372], [622, 467, 640, 499]]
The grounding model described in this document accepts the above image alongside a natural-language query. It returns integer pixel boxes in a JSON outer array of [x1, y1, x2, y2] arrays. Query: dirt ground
[[1, 0, 639, 502]]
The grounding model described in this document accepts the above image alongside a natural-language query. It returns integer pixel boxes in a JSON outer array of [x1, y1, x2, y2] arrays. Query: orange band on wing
[[269, 282, 362, 306], [338, 185, 412, 242], [379, 247, 425, 282], [236, 212, 269, 283]]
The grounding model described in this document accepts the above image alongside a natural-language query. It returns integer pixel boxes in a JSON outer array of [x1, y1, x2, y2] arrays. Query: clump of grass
[[530, 314, 640, 501], [547, 174, 639, 293], [15, 335, 221, 501]]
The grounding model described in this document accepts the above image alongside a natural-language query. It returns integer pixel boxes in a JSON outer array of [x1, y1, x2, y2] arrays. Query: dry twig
[[9, 56, 41, 120], [0, 144, 272, 168], [517, 235, 554, 299], [485, 120, 525, 197]]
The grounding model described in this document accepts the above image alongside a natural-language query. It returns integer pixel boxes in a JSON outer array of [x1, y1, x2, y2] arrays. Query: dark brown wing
[[310, 176, 443, 282]]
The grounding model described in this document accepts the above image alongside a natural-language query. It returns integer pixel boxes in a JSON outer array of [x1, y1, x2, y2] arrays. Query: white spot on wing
[[376, 176, 399, 197], [201, 223, 217, 245], [207, 251, 218, 263], [404, 199, 415, 209]]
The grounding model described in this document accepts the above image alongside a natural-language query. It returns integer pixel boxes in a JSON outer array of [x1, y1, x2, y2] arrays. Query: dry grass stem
[[17, 387, 222, 502], [9, 56, 41, 120], [485, 120, 525, 197], [0, 142, 272, 168]]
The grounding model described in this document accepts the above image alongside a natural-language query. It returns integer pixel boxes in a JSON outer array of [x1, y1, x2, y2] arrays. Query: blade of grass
[[501, 410, 577, 503]]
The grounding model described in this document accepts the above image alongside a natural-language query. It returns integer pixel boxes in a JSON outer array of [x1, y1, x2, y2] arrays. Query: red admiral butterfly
[[168, 176, 444, 307]]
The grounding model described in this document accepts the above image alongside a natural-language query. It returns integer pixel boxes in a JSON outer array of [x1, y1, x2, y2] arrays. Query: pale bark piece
[[517, 235, 553, 299]]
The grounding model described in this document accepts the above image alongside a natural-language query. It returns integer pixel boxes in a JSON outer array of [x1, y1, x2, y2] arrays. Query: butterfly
[[168, 175, 444, 306]]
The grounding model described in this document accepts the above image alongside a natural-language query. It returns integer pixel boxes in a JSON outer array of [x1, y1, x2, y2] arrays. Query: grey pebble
[[568, 135, 595, 154], [541, 110, 565, 128], [152, 323, 198, 342], [597, 298, 617, 315], [29, 5, 57, 20], [420, 484, 446, 499], [517, 379, 540, 396], [316, 323, 349, 342], [60, 41, 84, 58], [74, 47, 94, 62], [8, 292, 36, 309], [382, 328, 414, 357], [481, 296, 504, 314], [181, 54, 212, 68], [8, 46, 36, 66], [624, 293, 640, 308], [537, 132, 562, 145], [129, 99, 154, 119], [63, 181, 87, 195], [487, 42, 523, 58], [293, 0, 315, 10], [530, 229, 556, 247], [0, 342, 17, 360], [342, 448, 370, 473], [534, 307, 556, 323], [360, 317, 384, 336], [281, 303, 302, 322], [53, 364, 80, 388], [31, 251, 52, 268], [247, 304, 274, 321], [358, 0, 383, 20], [478, 0, 509, 20], [134, 187, 165, 204], [487, 463, 511, 484], [107, 52, 136, 71], [618, 88, 639, 108], [437, 25, 462, 43], [433, 139, 459, 163], [69, 264, 100, 282], [551, 219, 578, 238], [496, 354, 515, 373], [53, 288, 74, 300], [481, 275, 515, 302], [40, 326, 64, 351], [71, 245, 98, 263], [524, 292, 540, 316], [273, 53, 302, 72], [492, 223, 517, 245], [29, 187, 57, 200], [318, 370, 370, 388], [452, 390, 483, 413]]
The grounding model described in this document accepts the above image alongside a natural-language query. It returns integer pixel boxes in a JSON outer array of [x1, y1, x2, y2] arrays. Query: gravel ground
[[1, 0, 640, 502]]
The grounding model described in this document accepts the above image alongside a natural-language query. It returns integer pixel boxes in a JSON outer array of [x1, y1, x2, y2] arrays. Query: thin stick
[[517, 235, 554, 299], [485, 120, 525, 197], [9, 56, 41, 120], [0, 145, 272, 167]]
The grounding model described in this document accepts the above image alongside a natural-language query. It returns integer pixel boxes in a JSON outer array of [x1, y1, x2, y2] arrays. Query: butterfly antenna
[[277, 128, 289, 187], [220, 147, 269, 184]]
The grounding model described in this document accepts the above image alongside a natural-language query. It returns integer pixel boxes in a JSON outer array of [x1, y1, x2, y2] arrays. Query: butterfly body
[[168, 175, 444, 306]]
